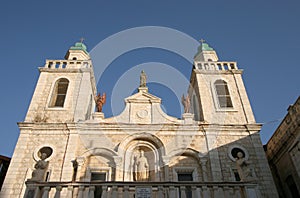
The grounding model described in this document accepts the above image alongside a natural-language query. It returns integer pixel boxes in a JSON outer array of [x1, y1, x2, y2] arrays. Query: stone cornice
[[39, 67, 92, 73], [194, 69, 243, 75]]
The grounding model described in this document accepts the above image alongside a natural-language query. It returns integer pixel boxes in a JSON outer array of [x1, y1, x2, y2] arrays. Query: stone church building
[[1, 41, 278, 197]]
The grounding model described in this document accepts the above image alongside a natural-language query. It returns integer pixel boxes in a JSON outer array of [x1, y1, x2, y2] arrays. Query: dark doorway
[[178, 173, 193, 198], [91, 173, 106, 197]]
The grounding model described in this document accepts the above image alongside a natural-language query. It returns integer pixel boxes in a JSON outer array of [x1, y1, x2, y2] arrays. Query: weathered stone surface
[[1, 42, 278, 198]]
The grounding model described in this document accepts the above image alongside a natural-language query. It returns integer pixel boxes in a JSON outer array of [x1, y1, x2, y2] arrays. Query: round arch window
[[231, 148, 245, 159], [38, 146, 53, 159], [228, 145, 249, 161]]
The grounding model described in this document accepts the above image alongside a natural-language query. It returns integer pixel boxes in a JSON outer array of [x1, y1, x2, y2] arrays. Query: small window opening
[[72, 57, 77, 60], [48, 62, 52, 68], [62, 62, 67, 68], [223, 64, 229, 70], [197, 63, 203, 70], [45, 171, 50, 181], [49, 78, 69, 107], [178, 173, 193, 181], [217, 64, 222, 70], [215, 80, 233, 108]]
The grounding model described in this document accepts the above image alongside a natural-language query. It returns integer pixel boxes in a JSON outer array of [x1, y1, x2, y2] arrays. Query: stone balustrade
[[24, 181, 259, 198], [44, 60, 91, 69], [194, 61, 238, 71]]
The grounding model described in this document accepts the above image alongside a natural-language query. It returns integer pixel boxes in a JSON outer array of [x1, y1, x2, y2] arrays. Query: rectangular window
[[178, 173, 193, 181], [215, 80, 233, 108]]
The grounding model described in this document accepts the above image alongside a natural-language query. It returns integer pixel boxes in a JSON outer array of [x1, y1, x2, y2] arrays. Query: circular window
[[231, 148, 245, 159], [38, 147, 53, 159], [228, 145, 249, 161]]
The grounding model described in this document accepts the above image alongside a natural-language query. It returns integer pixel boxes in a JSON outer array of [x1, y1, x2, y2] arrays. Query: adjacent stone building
[[265, 96, 300, 198], [1, 41, 278, 197], [0, 155, 10, 191]]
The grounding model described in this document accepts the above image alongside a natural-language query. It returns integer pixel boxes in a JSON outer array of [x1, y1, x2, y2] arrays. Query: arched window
[[214, 80, 233, 108], [49, 78, 69, 107]]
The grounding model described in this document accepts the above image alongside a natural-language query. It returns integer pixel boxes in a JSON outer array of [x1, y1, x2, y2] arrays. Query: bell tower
[[25, 41, 97, 123], [189, 41, 256, 124]]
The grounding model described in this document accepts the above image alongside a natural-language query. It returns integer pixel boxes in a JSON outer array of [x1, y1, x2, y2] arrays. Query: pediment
[[125, 87, 161, 103], [103, 87, 180, 124]]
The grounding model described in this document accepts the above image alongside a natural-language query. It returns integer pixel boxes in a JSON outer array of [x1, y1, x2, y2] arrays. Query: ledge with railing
[[43, 60, 91, 69], [24, 180, 259, 198], [194, 61, 238, 71]]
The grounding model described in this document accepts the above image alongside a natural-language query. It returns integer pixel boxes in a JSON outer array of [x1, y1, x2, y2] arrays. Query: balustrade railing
[[44, 60, 91, 69], [195, 61, 238, 71], [24, 181, 259, 198]]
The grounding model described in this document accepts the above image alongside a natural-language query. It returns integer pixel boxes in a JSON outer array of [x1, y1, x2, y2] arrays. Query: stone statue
[[140, 70, 147, 87], [181, 94, 190, 113], [95, 93, 106, 112], [236, 152, 252, 181], [135, 150, 149, 181], [30, 153, 49, 181]]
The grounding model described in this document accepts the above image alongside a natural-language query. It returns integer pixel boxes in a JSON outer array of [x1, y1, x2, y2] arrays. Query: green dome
[[194, 42, 215, 58], [200, 43, 214, 51], [70, 42, 89, 55]]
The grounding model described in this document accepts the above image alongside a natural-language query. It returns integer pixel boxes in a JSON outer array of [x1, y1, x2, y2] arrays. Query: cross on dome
[[199, 38, 206, 44]]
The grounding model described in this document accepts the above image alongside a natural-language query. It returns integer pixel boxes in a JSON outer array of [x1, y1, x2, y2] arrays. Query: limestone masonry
[[1, 41, 278, 197]]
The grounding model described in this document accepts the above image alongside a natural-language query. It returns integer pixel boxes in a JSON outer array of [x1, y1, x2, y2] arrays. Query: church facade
[[1, 41, 278, 197]]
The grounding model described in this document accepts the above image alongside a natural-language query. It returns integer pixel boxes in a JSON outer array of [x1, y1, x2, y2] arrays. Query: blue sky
[[0, 1, 299, 157]]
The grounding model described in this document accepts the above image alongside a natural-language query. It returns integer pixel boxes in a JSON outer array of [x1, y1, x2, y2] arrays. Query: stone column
[[200, 157, 208, 182], [162, 156, 170, 181], [113, 156, 123, 181], [54, 186, 62, 198], [88, 186, 95, 198]]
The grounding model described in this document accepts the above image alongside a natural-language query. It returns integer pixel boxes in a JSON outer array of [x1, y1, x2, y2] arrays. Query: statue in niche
[[181, 94, 190, 113], [236, 152, 252, 181], [134, 150, 149, 181], [140, 70, 147, 87], [95, 92, 106, 112], [30, 153, 49, 181]]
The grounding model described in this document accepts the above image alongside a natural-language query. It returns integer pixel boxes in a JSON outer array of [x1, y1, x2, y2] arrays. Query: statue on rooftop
[[181, 94, 191, 113], [140, 70, 147, 87], [95, 93, 106, 112]]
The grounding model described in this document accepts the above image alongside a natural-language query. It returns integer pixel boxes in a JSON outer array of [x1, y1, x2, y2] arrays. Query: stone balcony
[[24, 181, 259, 198]]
